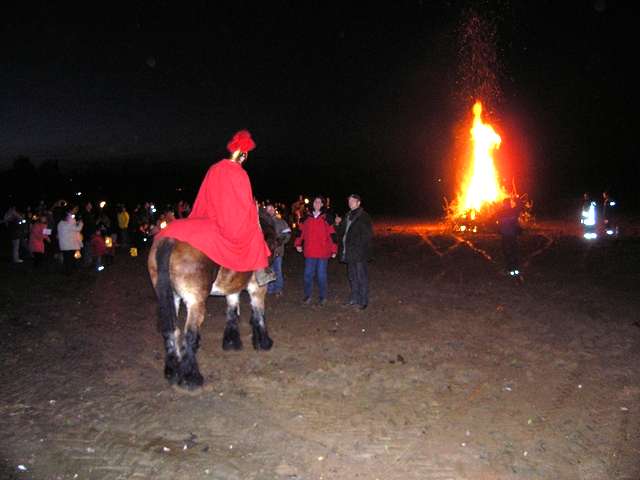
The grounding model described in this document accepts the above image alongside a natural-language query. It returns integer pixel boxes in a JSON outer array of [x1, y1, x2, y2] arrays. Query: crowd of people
[[1, 130, 379, 309], [267, 193, 373, 309], [1, 183, 619, 309], [1, 199, 191, 273], [1, 190, 374, 309], [259, 193, 373, 309]]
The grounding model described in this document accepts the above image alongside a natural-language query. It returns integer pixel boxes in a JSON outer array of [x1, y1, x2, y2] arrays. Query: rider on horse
[[157, 130, 276, 286]]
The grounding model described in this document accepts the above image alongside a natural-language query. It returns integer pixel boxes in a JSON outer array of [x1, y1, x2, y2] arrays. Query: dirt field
[[1, 218, 639, 480]]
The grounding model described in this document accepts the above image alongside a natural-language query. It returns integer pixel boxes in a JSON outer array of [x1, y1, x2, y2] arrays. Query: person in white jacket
[[57, 211, 84, 274]]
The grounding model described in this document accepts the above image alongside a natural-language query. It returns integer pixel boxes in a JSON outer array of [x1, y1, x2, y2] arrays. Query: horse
[[147, 216, 279, 389]]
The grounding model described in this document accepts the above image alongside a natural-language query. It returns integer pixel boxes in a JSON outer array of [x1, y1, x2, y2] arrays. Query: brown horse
[[148, 217, 278, 389]]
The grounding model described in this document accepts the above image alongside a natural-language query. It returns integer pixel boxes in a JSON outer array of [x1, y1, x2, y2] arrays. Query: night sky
[[2, 1, 638, 215]]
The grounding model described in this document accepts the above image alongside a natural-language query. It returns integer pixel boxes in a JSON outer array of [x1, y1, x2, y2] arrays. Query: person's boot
[[255, 267, 277, 286]]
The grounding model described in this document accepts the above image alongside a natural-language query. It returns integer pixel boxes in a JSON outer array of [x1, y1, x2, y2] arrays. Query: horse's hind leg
[[178, 299, 206, 389], [172, 300, 205, 389], [222, 293, 243, 351], [163, 293, 182, 384], [151, 238, 181, 385], [248, 280, 273, 350]]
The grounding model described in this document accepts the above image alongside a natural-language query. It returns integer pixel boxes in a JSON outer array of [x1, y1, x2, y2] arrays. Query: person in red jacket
[[29, 215, 51, 268], [158, 130, 275, 285], [90, 229, 108, 271], [295, 196, 337, 305]]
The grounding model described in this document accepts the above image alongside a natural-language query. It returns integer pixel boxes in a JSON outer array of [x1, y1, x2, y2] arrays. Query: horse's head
[[259, 215, 282, 262]]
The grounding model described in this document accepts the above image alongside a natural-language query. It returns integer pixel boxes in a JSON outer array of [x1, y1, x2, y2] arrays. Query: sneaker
[[302, 297, 312, 305], [318, 298, 327, 306], [342, 300, 357, 307]]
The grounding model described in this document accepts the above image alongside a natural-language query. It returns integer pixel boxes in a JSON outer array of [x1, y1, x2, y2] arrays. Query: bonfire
[[445, 101, 530, 231]]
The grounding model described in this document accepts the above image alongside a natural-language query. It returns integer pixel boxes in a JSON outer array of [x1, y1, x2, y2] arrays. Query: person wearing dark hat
[[335, 194, 373, 310], [158, 130, 276, 285]]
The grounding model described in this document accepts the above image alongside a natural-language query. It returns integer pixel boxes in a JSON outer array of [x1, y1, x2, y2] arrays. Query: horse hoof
[[222, 329, 243, 351], [223, 340, 243, 351], [180, 372, 204, 390], [164, 366, 179, 385], [262, 337, 274, 350], [253, 336, 273, 351]]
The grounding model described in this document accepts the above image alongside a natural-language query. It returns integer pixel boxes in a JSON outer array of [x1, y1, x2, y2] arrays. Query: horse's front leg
[[222, 293, 243, 351], [178, 299, 206, 389], [248, 279, 273, 350]]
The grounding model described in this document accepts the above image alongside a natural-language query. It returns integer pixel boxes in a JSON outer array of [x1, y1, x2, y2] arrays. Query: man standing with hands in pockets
[[335, 194, 373, 310]]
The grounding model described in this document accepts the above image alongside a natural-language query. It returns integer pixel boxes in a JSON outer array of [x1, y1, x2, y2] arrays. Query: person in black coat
[[496, 197, 523, 278], [335, 194, 373, 310], [79, 202, 97, 266]]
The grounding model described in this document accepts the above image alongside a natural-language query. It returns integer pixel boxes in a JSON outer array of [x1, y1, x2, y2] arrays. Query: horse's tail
[[155, 238, 177, 335]]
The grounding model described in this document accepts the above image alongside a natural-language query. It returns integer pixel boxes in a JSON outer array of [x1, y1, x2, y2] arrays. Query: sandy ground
[[1, 218, 639, 480]]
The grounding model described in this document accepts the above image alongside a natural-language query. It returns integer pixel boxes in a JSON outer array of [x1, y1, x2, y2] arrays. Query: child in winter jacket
[[90, 230, 107, 271], [29, 216, 51, 267]]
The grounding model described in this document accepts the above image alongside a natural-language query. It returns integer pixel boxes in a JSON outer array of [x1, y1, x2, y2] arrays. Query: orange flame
[[454, 101, 507, 217]]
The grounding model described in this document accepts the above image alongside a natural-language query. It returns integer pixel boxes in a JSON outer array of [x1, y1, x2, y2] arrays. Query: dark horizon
[[2, 1, 638, 215]]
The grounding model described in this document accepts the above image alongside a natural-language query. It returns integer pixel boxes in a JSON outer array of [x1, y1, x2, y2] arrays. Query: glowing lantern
[[160, 221, 167, 229], [130, 247, 138, 257], [74, 250, 82, 259], [99, 201, 107, 209], [105, 236, 113, 248]]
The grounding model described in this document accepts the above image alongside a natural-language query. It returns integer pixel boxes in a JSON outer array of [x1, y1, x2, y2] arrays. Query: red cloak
[[158, 159, 270, 271]]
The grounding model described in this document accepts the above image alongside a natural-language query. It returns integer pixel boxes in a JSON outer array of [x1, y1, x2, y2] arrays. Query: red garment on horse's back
[[158, 159, 270, 271]]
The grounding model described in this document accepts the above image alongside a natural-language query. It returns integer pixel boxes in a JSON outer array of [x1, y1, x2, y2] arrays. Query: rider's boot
[[255, 267, 277, 286]]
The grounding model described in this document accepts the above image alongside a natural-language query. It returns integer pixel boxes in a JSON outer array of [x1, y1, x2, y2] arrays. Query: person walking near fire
[[496, 196, 523, 281], [157, 130, 276, 285]]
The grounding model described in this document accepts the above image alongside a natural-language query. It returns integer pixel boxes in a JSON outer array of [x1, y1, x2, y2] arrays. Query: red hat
[[226, 130, 256, 154]]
